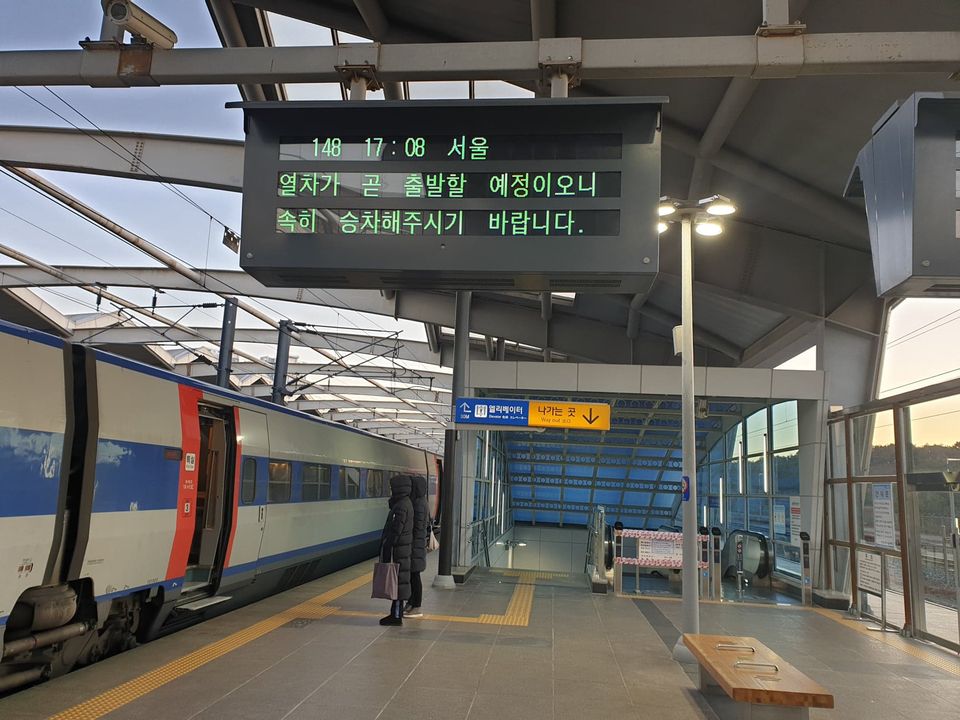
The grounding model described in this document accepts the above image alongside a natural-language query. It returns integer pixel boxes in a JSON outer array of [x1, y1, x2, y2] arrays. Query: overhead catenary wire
[[15, 86, 235, 233], [10, 89, 417, 365], [885, 306, 960, 349], [2, 167, 444, 441], [0, 168, 223, 326], [0, 243, 228, 360]]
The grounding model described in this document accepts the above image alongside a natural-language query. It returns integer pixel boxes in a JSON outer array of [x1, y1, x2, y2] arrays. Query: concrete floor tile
[[467, 691, 553, 720], [478, 666, 553, 697], [379, 687, 474, 720], [5, 560, 959, 720]]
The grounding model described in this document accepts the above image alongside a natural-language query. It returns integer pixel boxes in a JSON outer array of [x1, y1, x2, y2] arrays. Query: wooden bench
[[684, 634, 834, 719]]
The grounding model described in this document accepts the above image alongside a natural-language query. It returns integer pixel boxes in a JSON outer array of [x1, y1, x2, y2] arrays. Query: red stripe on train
[[224, 406, 242, 568], [166, 385, 203, 580]]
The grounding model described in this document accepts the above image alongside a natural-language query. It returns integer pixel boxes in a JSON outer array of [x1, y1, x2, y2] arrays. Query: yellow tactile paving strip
[[49, 574, 370, 720], [500, 569, 569, 581], [811, 607, 960, 678], [480, 571, 537, 625], [334, 570, 539, 626], [49, 570, 540, 720]]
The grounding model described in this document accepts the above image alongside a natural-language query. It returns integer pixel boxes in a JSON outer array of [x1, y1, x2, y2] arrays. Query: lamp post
[[657, 195, 736, 663]]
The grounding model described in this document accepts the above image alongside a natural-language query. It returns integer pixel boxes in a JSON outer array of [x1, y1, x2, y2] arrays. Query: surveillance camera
[[102, 0, 177, 49]]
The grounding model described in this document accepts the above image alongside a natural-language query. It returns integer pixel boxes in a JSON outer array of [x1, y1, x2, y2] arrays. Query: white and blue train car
[[0, 319, 440, 692], [0, 324, 73, 661]]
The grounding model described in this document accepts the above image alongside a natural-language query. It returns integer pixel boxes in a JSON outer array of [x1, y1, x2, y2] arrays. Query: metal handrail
[[584, 505, 606, 575]]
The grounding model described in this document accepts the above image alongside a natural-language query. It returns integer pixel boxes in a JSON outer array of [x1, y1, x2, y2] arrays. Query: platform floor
[[2, 556, 958, 720]]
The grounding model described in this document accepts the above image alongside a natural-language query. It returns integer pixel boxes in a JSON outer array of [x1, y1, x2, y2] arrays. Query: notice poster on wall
[[789, 497, 802, 546], [872, 482, 897, 547], [857, 550, 883, 595], [774, 504, 787, 536]]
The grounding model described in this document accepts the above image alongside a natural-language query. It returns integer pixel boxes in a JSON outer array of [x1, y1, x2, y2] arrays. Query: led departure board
[[233, 98, 663, 291]]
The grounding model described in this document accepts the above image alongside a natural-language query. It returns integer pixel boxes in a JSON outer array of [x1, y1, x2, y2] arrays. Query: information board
[[454, 397, 611, 431], [790, 496, 802, 546], [233, 98, 663, 290], [872, 483, 897, 547], [774, 503, 786, 536], [857, 550, 883, 595]]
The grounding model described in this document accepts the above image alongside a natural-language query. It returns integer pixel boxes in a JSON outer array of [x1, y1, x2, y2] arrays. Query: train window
[[268, 461, 292, 503], [366, 469, 384, 498], [340, 467, 360, 499], [241, 458, 257, 504], [302, 464, 332, 501]]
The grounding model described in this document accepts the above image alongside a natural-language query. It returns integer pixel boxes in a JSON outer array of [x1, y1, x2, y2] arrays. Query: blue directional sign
[[455, 397, 530, 426]]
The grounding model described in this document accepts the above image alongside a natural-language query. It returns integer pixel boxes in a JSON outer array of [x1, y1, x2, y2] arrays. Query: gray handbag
[[372, 560, 399, 599], [372, 531, 399, 600]]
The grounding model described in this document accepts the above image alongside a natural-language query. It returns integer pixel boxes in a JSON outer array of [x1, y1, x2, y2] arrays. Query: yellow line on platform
[[48, 573, 371, 720], [49, 569, 539, 719], [812, 608, 960, 677], [333, 609, 487, 624]]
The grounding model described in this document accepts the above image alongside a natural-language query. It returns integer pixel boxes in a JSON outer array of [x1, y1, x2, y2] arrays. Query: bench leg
[[697, 664, 725, 696], [736, 704, 810, 720]]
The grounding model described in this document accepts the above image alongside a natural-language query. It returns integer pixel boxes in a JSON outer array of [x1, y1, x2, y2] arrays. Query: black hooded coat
[[380, 474, 414, 601], [410, 475, 429, 573]]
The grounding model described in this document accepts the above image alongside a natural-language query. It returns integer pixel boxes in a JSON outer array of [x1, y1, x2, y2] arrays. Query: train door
[[183, 405, 235, 594], [224, 409, 267, 584]]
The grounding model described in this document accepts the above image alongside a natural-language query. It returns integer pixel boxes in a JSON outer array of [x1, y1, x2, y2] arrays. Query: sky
[[1, 2, 959, 447]]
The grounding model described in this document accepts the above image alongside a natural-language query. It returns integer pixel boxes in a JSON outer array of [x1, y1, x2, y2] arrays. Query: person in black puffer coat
[[405, 475, 429, 618], [379, 474, 414, 626]]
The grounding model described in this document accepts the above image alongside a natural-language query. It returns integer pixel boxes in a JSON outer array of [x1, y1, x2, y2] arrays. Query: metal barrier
[[613, 528, 710, 595]]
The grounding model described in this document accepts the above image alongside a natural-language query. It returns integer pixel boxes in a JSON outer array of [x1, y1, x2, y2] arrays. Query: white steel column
[[549, 72, 569, 98], [673, 214, 700, 662], [349, 76, 367, 101]]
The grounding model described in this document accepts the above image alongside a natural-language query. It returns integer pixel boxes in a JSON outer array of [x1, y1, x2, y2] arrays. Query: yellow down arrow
[[527, 400, 611, 431]]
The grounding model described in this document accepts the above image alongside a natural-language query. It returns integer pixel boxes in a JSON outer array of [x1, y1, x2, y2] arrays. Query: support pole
[[435, 290, 471, 588], [216, 296, 238, 388], [349, 76, 367, 101], [550, 72, 569, 98], [673, 214, 700, 662], [271, 319, 292, 405]]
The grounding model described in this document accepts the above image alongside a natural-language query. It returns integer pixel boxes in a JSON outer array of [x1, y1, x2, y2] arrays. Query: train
[[0, 318, 440, 692]]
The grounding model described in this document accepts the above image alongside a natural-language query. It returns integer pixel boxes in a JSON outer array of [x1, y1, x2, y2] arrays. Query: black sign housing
[[232, 97, 663, 291]]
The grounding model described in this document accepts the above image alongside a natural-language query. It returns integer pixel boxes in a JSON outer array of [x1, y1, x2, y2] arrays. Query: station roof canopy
[[0, 0, 958, 459]]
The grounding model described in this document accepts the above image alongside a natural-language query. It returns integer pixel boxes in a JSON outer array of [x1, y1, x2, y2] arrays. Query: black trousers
[[409, 571, 423, 607]]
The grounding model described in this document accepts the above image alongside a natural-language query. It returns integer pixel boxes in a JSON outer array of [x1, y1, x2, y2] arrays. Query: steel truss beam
[[0, 259, 871, 360], [0, 126, 243, 191], [181, 360, 451, 385], [1, 33, 957, 87], [0, 266, 680, 364], [65, 323, 543, 365]]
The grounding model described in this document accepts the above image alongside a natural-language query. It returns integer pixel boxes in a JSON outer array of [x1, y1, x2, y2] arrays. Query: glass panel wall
[[851, 410, 896, 476], [468, 430, 512, 564], [825, 382, 960, 650], [697, 401, 802, 578]]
